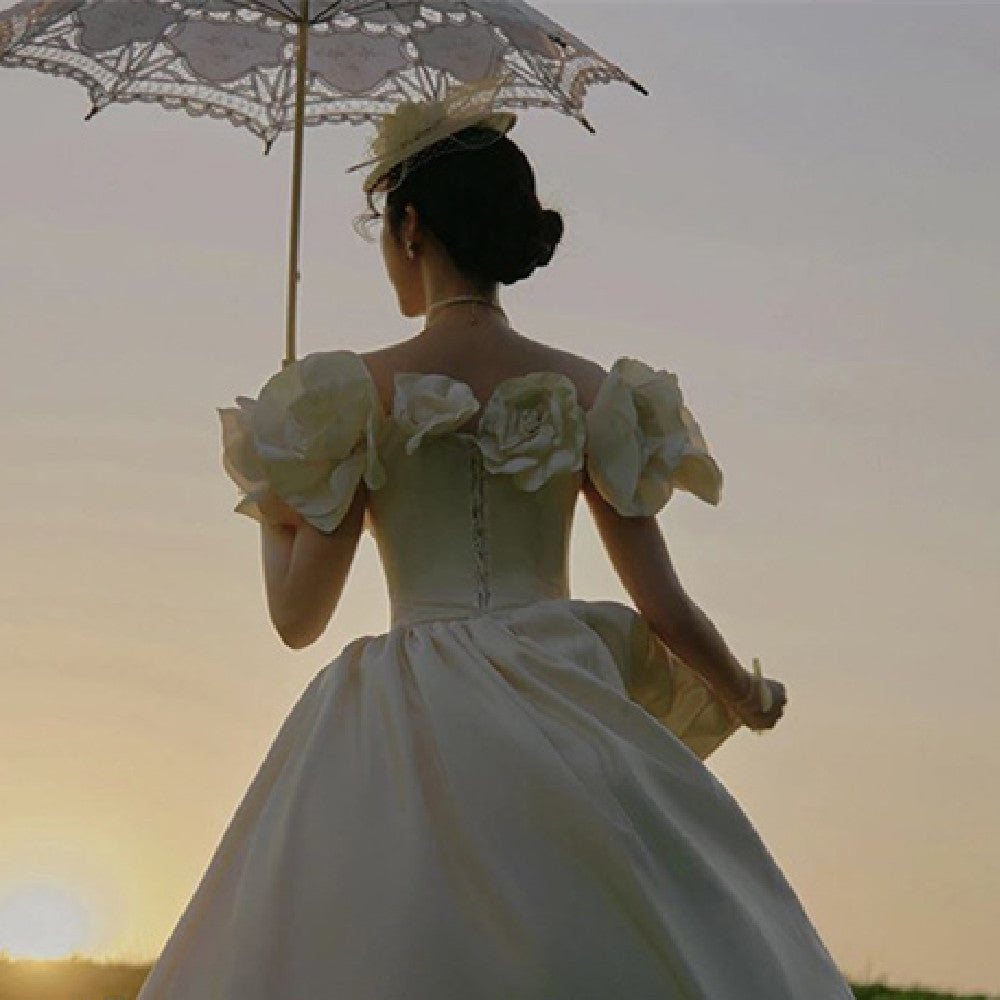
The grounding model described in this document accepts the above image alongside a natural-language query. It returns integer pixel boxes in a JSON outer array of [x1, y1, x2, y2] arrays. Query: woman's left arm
[[259, 487, 367, 650]]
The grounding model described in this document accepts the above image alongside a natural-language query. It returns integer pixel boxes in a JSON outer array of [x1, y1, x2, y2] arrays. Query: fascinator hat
[[345, 73, 518, 200]]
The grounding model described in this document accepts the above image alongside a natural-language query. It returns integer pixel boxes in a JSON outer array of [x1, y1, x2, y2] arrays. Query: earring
[[406, 241, 417, 260]]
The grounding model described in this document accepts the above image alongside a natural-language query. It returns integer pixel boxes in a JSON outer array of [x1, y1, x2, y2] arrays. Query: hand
[[257, 489, 307, 529], [728, 658, 787, 732]]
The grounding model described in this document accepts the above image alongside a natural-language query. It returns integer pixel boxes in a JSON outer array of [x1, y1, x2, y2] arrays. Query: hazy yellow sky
[[2, 1, 998, 994]]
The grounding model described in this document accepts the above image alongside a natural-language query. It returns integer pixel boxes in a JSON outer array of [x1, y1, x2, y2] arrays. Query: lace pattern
[[467, 438, 490, 611], [1, 0, 648, 152]]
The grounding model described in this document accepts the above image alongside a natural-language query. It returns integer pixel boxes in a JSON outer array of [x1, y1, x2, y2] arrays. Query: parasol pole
[[283, 0, 310, 370]]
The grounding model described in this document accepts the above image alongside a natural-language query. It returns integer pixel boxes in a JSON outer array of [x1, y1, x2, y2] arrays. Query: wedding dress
[[135, 350, 854, 999]]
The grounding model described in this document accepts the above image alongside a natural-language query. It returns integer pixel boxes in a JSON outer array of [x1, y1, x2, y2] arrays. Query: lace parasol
[[1, 0, 648, 366]]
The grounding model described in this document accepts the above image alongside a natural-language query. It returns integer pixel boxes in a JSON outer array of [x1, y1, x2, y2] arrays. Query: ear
[[403, 203, 420, 244]]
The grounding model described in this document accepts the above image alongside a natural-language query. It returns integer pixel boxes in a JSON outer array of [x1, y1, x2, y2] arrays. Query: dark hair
[[374, 126, 564, 287]]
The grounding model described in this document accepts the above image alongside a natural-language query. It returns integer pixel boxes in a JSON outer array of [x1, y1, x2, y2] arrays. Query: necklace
[[425, 294, 507, 325]]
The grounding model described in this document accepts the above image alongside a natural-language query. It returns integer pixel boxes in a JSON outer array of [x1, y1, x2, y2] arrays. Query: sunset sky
[[2, 1, 998, 994]]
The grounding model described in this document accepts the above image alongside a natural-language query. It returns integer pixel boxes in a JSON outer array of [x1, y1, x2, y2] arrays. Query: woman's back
[[360, 326, 597, 629], [359, 322, 609, 424]]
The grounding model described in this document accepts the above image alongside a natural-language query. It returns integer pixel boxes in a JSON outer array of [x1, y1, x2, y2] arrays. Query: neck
[[413, 248, 502, 320], [421, 270, 499, 309], [416, 310, 512, 352], [424, 291, 508, 328]]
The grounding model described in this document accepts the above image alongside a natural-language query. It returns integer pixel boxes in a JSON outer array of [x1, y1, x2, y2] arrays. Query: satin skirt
[[136, 598, 853, 1000]]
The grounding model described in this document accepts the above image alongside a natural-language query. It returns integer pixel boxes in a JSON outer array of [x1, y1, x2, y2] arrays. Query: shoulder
[[356, 334, 610, 411], [508, 337, 609, 410], [354, 343, 405, 413]]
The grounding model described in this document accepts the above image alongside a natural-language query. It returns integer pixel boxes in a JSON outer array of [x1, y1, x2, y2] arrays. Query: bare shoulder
[[355, 341, 411, 411], [355, 330, 609, 410], [514, 337, 609, 410], [356, 336, 437, 381], [356, 341, 402, 376]]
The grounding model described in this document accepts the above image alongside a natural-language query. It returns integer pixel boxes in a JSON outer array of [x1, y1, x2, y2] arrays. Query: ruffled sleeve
[[584, 357, 723, 516], [216, 350, 387, 534]]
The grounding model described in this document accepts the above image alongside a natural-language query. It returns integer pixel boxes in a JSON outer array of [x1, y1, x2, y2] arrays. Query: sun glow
[[0, 883, 91, 959]]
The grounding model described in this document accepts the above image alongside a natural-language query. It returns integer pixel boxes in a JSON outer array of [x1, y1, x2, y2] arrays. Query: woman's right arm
[[581, 472, 756, 706]]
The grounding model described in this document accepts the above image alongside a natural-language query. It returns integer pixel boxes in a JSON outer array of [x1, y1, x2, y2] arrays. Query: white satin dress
[[135, 350, 855, 1000]]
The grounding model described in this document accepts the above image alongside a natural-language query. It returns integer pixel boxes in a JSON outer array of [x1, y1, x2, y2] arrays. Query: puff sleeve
[[584, 357, 723, 516], [216, 350, 387, 534]]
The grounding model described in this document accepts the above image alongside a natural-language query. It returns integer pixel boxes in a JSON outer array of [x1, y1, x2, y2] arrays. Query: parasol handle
[[284, 0, 310, 370]]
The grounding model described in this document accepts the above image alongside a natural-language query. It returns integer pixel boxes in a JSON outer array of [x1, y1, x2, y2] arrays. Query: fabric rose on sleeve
[[585, 357, 723, 516], [218, 350, 387, 533], [217, 395, 271, 524], [392, 373, 481, 454], [477, 373, 585, 491]]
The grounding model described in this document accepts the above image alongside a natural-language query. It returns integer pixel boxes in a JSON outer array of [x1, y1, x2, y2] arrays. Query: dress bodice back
[[218, 348, 724, 627], [368, 433, 580, 627]]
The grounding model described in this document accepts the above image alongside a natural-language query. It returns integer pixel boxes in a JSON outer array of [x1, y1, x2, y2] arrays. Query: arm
[[259, 487, 367, 650], [581, 472, 755, 705]]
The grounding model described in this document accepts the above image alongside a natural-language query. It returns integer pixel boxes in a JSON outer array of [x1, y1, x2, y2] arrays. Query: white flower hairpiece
[[345, 73, 518, 194]]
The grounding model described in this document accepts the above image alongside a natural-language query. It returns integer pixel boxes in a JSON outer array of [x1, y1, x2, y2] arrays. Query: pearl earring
[[406, 241, 416, 259]]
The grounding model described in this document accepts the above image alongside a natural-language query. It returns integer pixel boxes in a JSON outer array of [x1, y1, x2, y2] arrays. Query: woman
[[138, 83, 855, 999]]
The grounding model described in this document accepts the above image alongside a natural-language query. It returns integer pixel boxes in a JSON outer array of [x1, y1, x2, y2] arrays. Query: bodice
[[218, 348, 725, 627], [367, 431, 580, 628]]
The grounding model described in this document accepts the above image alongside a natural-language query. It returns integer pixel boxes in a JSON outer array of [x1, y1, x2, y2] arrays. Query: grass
[[0, 954, 996, 1000], [851, 982, 998, 1000]]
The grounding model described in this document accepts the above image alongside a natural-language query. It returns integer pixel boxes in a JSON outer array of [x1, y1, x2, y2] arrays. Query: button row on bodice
[[366, 434, 579, 627]]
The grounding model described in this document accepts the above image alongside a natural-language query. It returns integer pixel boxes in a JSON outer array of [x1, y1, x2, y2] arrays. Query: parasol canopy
[[1, 0, 649, 365]]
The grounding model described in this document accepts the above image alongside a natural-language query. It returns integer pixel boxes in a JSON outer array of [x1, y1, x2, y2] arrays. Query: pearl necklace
[[425, 294, 507, 324]]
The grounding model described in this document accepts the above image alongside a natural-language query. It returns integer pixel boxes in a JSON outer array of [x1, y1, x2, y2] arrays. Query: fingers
[[744, 679, 788, 731], [765, 681, 787, 726], [729, 674, 789, 732]]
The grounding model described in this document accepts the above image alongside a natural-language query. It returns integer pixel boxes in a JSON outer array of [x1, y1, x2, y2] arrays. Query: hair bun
[[533, 208, 564, 268]]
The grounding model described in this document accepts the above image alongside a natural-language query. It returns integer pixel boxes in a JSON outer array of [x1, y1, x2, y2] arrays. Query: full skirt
[[136, 598, 854, 1000]]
